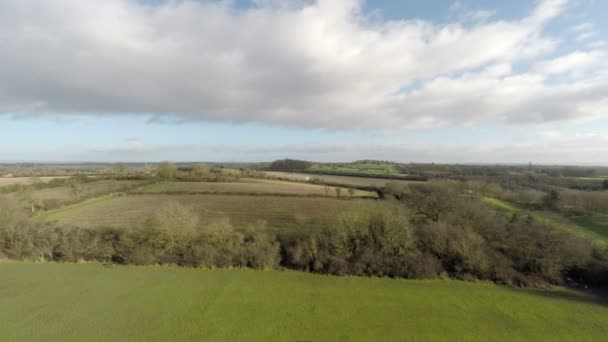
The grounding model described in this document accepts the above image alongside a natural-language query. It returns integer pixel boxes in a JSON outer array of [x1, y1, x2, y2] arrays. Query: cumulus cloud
[[570, 22, 596, 42], [0, 0, 607, 130], [533, 50, 606, 75]]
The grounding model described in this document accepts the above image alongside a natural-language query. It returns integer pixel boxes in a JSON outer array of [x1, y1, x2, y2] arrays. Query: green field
[[139, 179, 375, 197], [481, 197, 518, 212], [482, 197, 608, 243], [38, 194, 366, 228], [1, 262, 607, 342], [570, 214, 608, 239], [309, 162, 401, 176], [264, 171, 418, 188]]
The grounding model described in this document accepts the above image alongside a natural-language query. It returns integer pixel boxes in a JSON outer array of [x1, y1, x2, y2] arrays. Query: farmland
[[38, 193, 368, 228], [0, 176, 68, 188], [30, 180, 148, 202], [482, 197, 608, 244], [264, 171, 420, 188], [3, 163, 608, 341], [138, 179, 376, 197], [309, 162, 402, 176], [1, 262, 607, 342]]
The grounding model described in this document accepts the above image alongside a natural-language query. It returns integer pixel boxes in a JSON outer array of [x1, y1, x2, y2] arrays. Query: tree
[[269, 159, 312, 171], [191, 163, 211, 180], [113, 163, 128, 176], [334, 187, 342, 198], [402, 184, 454, 222], [603, 180, 608, 190], [347, 188, 355, 198], [542, 189, 561, 210], [157, 162, 176, 180], [384, 182, 407, 200], [154, 201, 199, 234], [69, 180, 83, 201], [18, 187, 37, 213]]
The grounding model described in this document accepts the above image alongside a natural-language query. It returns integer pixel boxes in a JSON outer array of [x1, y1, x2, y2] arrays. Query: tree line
[[1, 189, 607, 289]]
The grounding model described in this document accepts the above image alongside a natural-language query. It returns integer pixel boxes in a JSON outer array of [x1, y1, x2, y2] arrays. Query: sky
[[1, 0, 607, 164]]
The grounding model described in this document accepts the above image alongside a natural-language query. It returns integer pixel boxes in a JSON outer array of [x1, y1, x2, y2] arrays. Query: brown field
[[29, 180, 148, 202], [39, 194, 373, 228], [0, 176, 68, 188], [263, 171, 420, 188], [138, 179, 376, 197]]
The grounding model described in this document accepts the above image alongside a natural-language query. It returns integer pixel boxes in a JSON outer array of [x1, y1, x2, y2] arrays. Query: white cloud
[[576, 31, 595, 41], [539, 130, 561, 139], [570, 22, 593, 33], [533, 50, 606, 75], [0, 0, 606, 130], [569, 22, 596, 42]]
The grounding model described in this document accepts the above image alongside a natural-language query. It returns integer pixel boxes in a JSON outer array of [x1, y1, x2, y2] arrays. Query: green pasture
[[1, 262, 607, 342]]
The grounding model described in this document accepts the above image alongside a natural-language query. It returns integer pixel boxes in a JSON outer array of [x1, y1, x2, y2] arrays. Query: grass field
[[482, 197, 608, 244], [0, 176, 68, 188], [38, 194, 367, 228], [570, 214, 608, 239], [309, 162, 401, 176], [138, 179, 376, 197], [264, 171, 418, 188], [30, 180, 148, 202], [1, 262, 607, 341]]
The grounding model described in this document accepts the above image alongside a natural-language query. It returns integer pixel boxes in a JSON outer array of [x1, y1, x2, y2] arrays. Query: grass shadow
[[508, 286, 608, 308]]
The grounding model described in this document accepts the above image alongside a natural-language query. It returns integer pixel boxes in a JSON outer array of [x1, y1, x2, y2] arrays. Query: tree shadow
[[507, 286, 608, 308]]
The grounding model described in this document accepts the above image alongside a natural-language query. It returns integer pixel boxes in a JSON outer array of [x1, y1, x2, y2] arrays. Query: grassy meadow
[[570, 214, 608, 239], [37, 193, 368, 228], [138, 179, 376, 197], [309, 162, 402, 176], [482, 197, 608, 244], [1, 262, 607, 342]]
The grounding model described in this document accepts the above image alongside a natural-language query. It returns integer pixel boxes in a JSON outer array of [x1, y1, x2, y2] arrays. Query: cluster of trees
[[155, 162, 247, 182], [269, 159, 313, 171], [321, 186, 356, 198], [396, 163, 608, 179]]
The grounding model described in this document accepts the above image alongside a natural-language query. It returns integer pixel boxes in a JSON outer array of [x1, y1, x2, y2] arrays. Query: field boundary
[[266, 169, 428, 181], [130, 190, 377, 200]]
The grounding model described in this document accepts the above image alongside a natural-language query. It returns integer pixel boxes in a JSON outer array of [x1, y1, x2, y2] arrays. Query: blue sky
[[1, 0, 607, 164]]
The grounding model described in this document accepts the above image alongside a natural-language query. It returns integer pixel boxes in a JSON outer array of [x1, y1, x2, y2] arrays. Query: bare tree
[[157, 162, 177, 180], [69, 180, 83, 201], [113, 163, 128, 176], [403, 184, 454, 222], [334, 187, 342, 198], [191, 163, 211, 181], [347, 188, 355, 198]]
